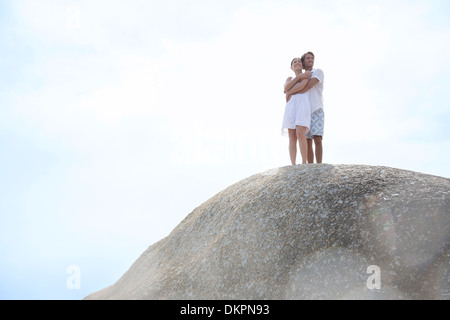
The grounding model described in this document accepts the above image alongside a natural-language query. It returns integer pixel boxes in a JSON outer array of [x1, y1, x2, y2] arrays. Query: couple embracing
[[281, 52, 324, 165]]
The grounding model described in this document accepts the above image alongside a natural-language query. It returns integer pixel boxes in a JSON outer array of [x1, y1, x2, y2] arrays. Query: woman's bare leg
[[288, 129, 297, 165], [296, 126, 309, 164]]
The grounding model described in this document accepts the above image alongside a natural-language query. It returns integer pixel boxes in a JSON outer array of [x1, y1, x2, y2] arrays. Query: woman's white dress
[[281, 83, 311, 136]]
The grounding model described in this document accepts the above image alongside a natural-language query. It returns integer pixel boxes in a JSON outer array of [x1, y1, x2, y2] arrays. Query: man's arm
[[284, 71, 311, 93], [287, 77, 319, 95], [285, 78, 310, 102]]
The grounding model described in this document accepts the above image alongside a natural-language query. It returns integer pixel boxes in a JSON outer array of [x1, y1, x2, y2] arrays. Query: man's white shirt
[[310, 68, 324, 113]]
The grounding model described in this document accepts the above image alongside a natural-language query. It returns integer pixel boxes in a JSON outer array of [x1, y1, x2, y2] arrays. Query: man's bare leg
[[313, 135, 323, 163], [307, 138, 314, 163]]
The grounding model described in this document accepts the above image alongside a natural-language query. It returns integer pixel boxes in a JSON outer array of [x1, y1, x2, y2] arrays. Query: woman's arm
[[284, 77, 293, 94]]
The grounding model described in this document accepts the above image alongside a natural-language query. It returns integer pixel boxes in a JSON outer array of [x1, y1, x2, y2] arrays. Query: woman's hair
[[291, 57, 301, 66]]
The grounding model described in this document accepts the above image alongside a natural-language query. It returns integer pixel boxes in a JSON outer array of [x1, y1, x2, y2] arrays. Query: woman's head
[[291, 57, 303, 71]]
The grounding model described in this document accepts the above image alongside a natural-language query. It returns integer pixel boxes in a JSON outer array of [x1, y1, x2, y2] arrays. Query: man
[[287, 52, 324, 163]]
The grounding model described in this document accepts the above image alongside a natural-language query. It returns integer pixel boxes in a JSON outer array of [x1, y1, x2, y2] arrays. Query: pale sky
[[1, 0, 449, 299]]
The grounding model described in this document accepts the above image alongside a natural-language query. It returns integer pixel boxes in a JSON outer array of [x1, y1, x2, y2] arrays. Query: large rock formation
[[85, 164, 450, 299]]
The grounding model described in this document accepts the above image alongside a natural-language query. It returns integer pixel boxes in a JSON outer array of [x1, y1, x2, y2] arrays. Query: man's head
[[301, 52, 315, 71]]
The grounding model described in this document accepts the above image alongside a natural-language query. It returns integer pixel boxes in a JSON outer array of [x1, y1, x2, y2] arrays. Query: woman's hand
[[286, 93, 292, 102]]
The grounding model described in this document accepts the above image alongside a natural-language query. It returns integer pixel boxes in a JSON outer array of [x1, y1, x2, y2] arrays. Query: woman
[[281, 57, 311, 165]]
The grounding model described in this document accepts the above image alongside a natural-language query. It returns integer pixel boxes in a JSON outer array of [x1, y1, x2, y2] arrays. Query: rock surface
[[85, 164, 450, 300]]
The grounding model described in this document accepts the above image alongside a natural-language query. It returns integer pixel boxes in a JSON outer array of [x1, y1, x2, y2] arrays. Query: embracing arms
[[284, 71, 311, 93], [289, 77, 319, 95], [285, 77, 319, 102], [284, 72, 311, 102], [284, 71, 311, 102]]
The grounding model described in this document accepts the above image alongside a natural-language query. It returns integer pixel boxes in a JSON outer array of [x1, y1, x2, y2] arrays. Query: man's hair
[[300, 52, 315, 66]]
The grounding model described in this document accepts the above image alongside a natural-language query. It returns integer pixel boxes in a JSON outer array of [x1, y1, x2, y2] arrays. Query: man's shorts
[[306, 108, 324, 139]]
